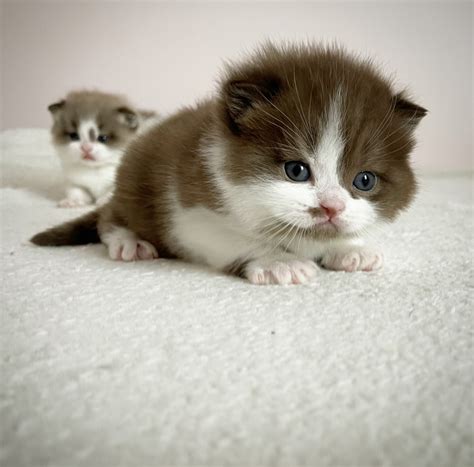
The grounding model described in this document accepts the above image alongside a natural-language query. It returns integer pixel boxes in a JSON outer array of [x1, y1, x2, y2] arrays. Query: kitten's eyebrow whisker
[[380, 139, 415, 158], [365, 97, 397, 150], [306, 66, 316, 149], [258, 144, 300, 155], [377, 110, 419, 147], [289, 66, 312, 148], [253, 104, 302, 143], [255, 86, 304, 143]]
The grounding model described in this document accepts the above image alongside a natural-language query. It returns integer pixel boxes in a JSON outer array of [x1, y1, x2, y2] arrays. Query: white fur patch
[[56, 159, 117, 200], [307, 91, 378, 234], [168, 196, 258, 269], [311, 89, 345, 191], [79, 119, 99, 143]]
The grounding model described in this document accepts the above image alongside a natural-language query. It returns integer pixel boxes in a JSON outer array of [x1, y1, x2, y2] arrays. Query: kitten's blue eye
[[353, 171, 377, 191], [284, 161, 311, 182], [97, 135, 108, 143], [69, 132, 79, 141]]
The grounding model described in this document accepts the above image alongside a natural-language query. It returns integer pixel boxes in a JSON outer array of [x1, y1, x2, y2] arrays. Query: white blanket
[[1, 129, 472, 466]]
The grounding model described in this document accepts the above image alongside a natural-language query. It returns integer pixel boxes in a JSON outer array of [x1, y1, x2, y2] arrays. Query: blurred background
[[1, 0, 472, 172]]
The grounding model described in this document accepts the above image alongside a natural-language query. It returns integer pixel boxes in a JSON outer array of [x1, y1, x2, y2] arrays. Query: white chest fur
[[61, 162, 117, 199], [169, 204, 260, 269]]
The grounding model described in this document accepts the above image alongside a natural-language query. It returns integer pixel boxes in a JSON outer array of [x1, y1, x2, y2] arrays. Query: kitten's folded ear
[[47, 100, 65, 120], [224, 76, 281, 130], [394, 93, 427, 128], [117, 106, 139, 129]]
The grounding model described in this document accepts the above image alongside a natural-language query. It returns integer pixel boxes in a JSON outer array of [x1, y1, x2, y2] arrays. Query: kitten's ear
[[48, 100, 65, 118], [224, 77, 281, 124], [394, 93, 427, 128], [117, 106, 139, 129]]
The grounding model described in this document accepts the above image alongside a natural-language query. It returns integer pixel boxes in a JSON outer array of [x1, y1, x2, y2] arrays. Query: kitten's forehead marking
[[78, 119, 99, 143], [310, 90, 345, 191]]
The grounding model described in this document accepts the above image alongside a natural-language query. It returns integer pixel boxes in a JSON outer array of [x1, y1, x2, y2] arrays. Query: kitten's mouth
[[311, 217, 340, 231], [82, 153, 96, 161]]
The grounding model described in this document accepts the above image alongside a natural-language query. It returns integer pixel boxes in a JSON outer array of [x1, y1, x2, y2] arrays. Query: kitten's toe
[[360, 250, 384, 271], [246, 258, 317, 285], [110, 240, 158, 261], [136, 241, 159, 260], [106, 230, 158, 262], [321, 248, 383, 272]]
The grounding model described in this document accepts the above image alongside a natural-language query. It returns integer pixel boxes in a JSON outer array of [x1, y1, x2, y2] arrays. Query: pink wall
[[1, 1, 472, 172]]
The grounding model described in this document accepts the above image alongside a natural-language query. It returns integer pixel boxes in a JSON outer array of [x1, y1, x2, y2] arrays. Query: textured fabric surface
[[1, 129, 472, 467]]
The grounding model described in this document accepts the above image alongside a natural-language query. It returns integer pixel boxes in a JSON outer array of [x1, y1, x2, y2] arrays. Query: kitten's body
[[49, 90, 159, 207], [33, 45, 426, 284]]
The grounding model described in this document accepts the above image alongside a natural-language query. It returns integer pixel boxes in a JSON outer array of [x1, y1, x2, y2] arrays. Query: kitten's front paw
[[246, 257, 318, 285], [321, 248, 383, 272], [58, 198, 90, 208], [103, 227, 158, 262], [108, 238, 158, 262]]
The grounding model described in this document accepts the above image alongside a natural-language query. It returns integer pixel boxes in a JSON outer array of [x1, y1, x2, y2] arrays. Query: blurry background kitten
[[48, 90, 159, 207]]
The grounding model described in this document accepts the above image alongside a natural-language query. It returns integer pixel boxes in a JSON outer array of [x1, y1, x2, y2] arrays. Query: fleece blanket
[[1, 129, 472, 467]]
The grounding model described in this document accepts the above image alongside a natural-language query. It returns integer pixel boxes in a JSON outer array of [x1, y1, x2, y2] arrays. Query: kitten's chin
[[79, 157, 114, 168], [80, 158, 100, 166], [303, 222, 361, 241]]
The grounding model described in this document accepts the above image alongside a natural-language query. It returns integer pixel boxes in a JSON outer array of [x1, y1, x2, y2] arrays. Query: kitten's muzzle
[[80, 142, 96, 161], [308, 200, 346, 221], [320, 200, 345, 219]]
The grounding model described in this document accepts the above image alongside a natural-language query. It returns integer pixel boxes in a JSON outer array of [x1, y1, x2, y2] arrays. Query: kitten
[[48, 90, 158, 207], [32, 44, 426, 285]]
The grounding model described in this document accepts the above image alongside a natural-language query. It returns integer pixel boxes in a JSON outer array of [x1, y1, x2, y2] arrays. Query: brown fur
[[31, 44, 426, 262], [31, 211, 99, 246]]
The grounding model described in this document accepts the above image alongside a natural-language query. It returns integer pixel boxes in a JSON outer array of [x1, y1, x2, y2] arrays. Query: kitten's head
[[49, 90, 149, 167], [215, 44, 427, 241]]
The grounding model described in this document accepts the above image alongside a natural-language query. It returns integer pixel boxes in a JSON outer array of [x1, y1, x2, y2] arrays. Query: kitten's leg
[[100, 225, 158, 261], [96, 190, 113, 207], [320, 243, 384, 272], [242, 252, 319, 285], [58, 186, 93, 208]]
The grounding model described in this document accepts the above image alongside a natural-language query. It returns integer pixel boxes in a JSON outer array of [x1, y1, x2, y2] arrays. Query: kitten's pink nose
[[320, 200, 346, 219], [80, 142, 93, 154]]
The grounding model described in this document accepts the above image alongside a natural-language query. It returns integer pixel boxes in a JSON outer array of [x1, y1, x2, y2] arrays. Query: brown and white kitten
[[49, 90, 158, 207], [32, 44, 426, 285]]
